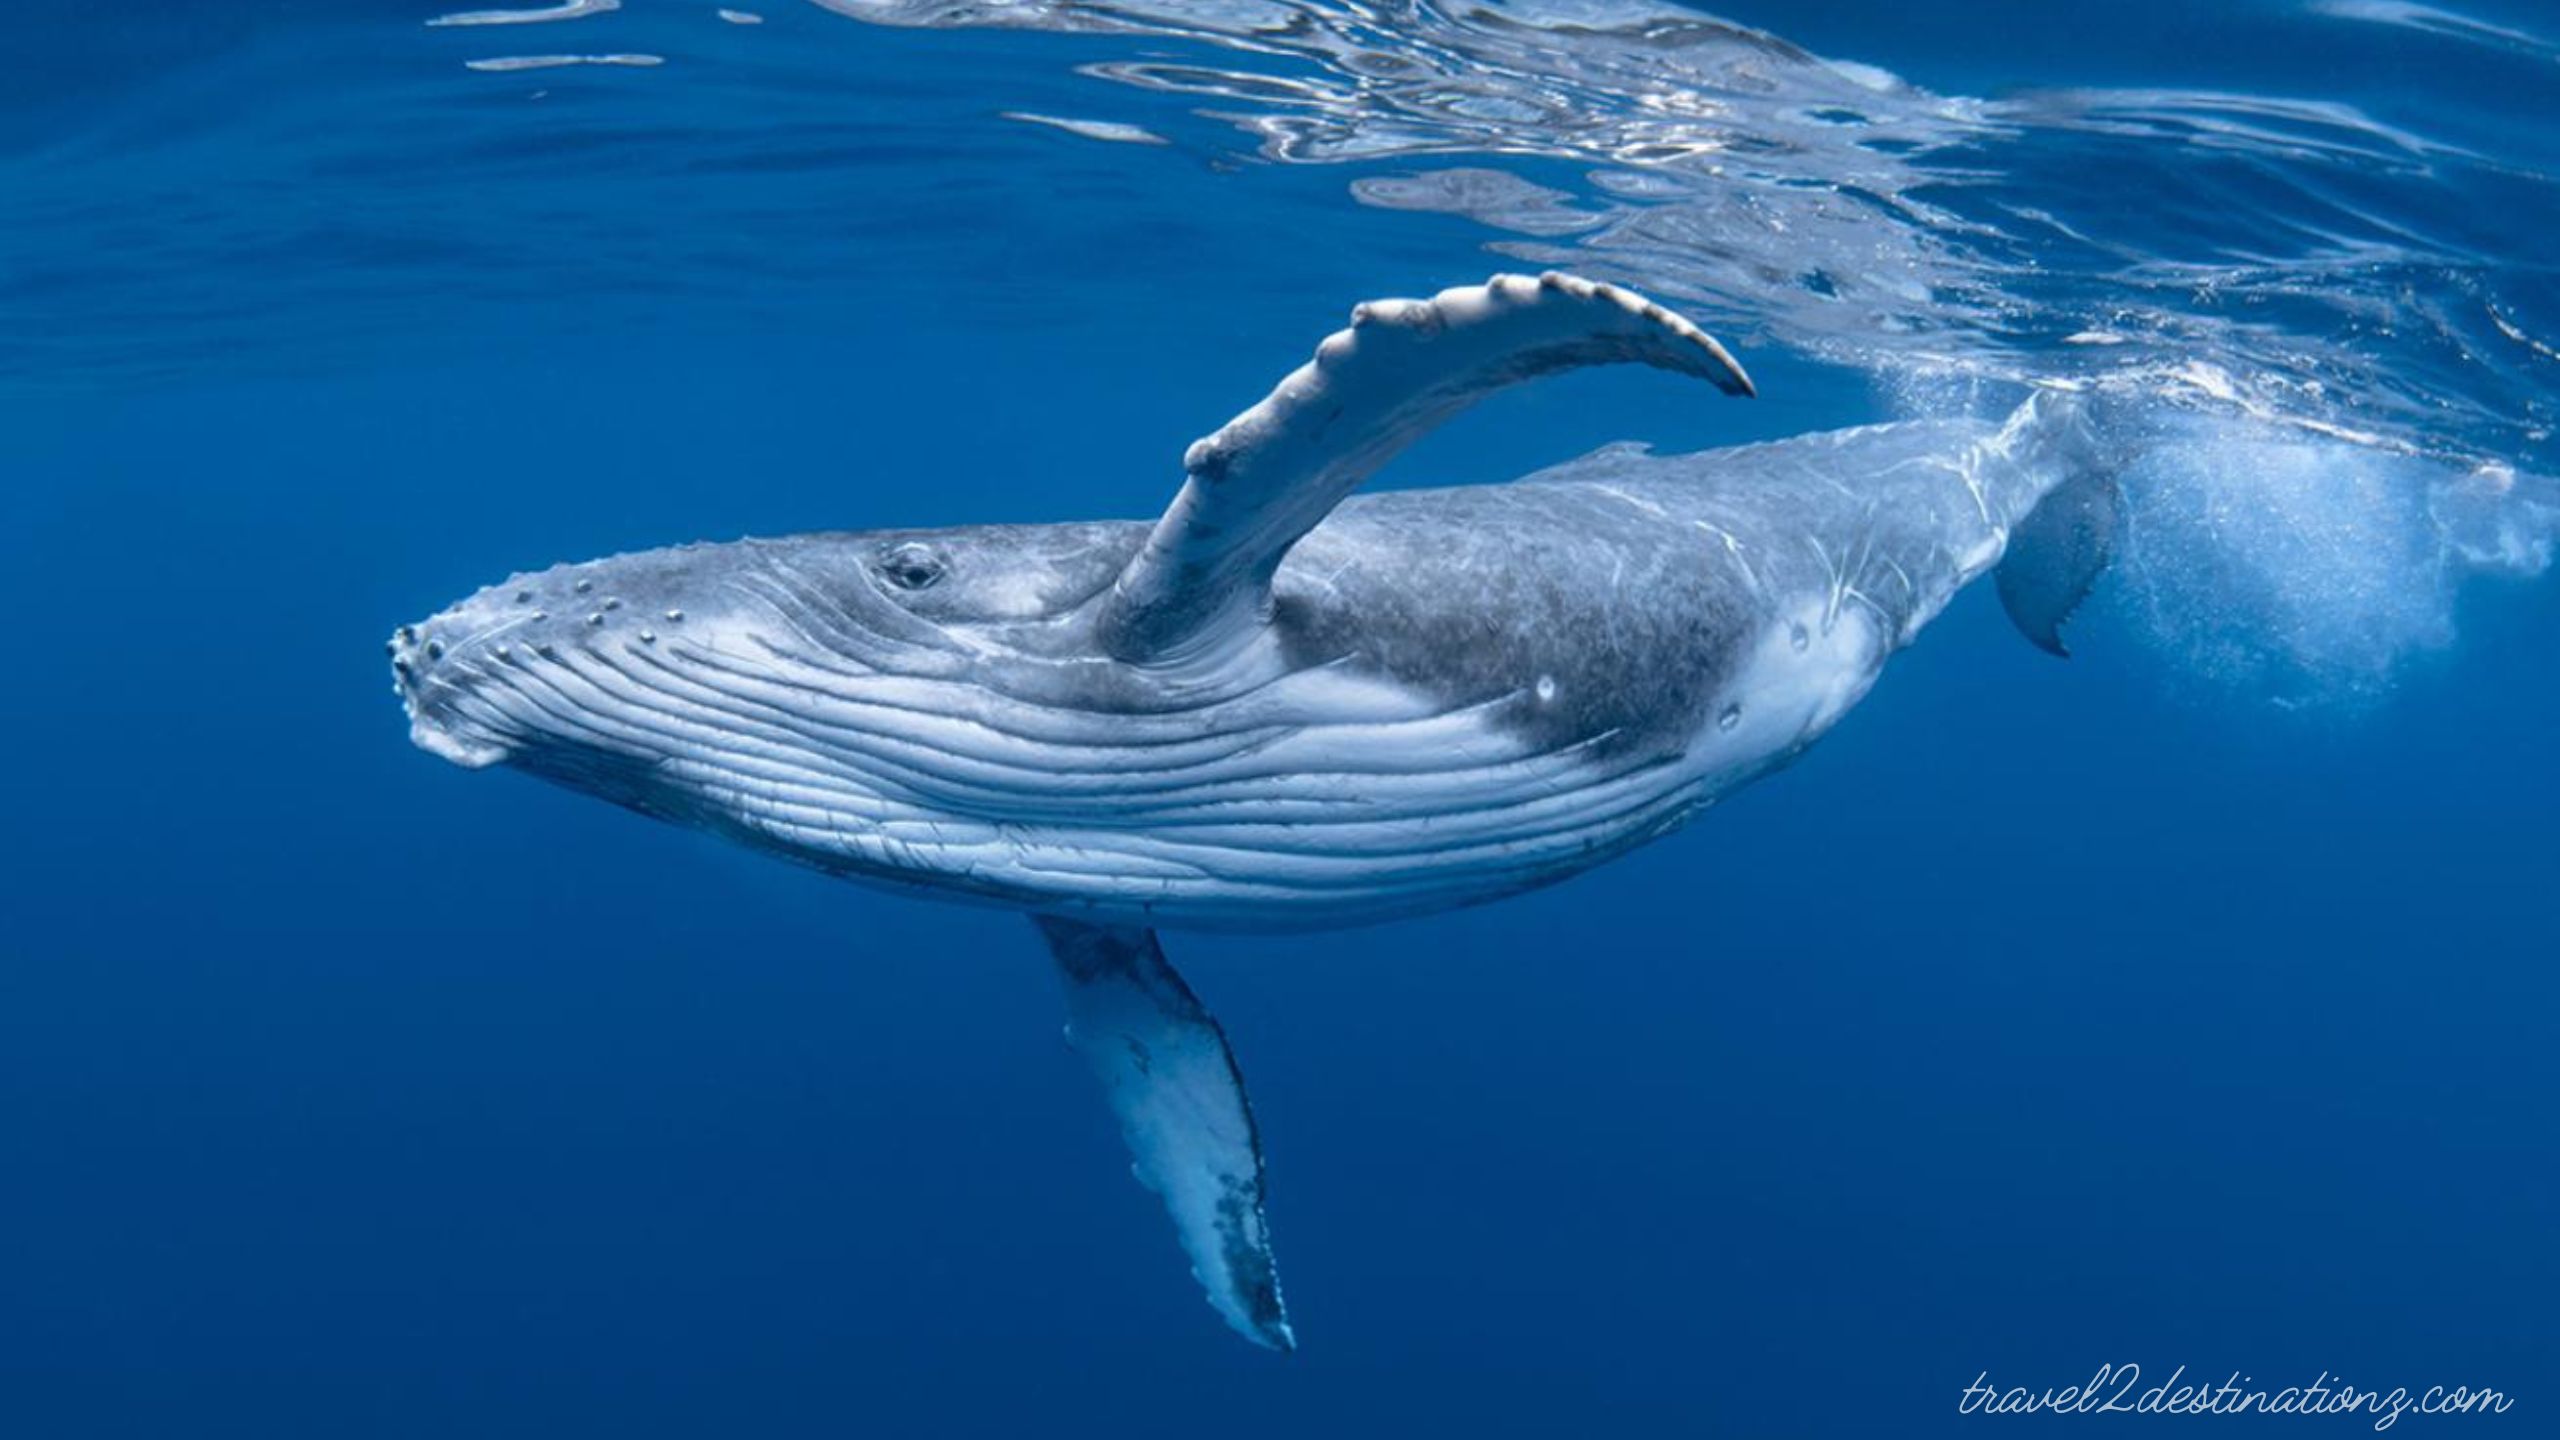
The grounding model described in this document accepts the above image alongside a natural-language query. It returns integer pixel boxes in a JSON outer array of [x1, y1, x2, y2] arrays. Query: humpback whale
[[389, 273, 2115, 1349]]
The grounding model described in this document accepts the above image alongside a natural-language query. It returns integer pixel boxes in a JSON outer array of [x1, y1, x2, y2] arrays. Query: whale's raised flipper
[[1035, 916, 1293, 1351], [1099, 272, 1754, 662]]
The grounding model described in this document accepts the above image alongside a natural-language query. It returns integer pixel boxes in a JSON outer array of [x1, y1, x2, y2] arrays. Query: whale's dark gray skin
[[390, 274, 2113, 1349]]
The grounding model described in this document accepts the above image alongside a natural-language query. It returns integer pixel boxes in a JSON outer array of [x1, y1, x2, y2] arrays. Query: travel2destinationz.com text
[[1959, 1365, 2513, 1429]]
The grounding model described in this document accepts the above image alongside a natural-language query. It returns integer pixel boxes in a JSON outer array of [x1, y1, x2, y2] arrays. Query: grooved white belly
[[450, 626, 1699, 926], [434, 575, 1890, 929]]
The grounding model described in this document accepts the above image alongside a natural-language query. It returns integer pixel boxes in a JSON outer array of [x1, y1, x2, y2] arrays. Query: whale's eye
[[878, 542, 946, 592]]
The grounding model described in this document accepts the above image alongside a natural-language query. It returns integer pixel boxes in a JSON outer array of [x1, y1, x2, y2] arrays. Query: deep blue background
[[2, 0, 2553, 1434]]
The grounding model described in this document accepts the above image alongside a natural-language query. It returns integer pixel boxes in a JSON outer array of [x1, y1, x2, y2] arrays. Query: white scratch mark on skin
[[1955, 448, 1998, 529], [1305, 553, 1360, 599], [1875, 551, 1916, 606], [1695, 518, 1762, 592], [452, 609, 537, 655], [1590, 484, 1670, 520], [1804, 533, 1849, 634]]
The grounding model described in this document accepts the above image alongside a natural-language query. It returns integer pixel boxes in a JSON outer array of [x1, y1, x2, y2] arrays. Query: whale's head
[[391, 517, 1530, 926], [391, 522, 1173, 858]]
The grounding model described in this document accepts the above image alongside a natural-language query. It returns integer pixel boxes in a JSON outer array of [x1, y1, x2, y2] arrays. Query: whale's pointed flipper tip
[[1036, 916, 1293, 1351]]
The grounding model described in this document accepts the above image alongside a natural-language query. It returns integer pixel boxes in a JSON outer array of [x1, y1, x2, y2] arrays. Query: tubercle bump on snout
[[392, 554, 690, 770]]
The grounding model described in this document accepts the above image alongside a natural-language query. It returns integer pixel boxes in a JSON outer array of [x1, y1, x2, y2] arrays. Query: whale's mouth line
[[401, 658, 517, 769], [407, 713, 511, 769], [396, 611, 539, 770]]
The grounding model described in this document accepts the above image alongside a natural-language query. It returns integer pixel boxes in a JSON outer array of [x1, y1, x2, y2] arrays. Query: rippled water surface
[[3, 2, 2555, 1436], [10, 0, 2557, 695]]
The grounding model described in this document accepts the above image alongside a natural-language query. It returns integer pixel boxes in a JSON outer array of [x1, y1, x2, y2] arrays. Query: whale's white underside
[[433, 590, 1890, 926]]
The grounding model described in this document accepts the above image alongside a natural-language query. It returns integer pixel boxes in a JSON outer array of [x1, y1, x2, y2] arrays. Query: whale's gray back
[[1274, 413, 2029, 763]]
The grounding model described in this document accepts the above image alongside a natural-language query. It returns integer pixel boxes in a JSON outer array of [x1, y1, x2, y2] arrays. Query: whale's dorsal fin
[[1097, 272, 1754, 663], [1036, 917, 1293, 1351]]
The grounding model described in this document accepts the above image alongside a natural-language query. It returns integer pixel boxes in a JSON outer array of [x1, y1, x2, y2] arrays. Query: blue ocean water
[[3, 0, 2555, 1433]]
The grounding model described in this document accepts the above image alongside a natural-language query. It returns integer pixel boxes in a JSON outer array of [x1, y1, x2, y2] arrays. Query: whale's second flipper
[[1035, 916, 1293, 1351], [1996, 462, 2121, 658], [1988, 391, 2123, 658]]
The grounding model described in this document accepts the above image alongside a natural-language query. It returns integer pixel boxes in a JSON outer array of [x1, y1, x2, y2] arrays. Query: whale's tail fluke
[[1990, 391, 2125, 658]]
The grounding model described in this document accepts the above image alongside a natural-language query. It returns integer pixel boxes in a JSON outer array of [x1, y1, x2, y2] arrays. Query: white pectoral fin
[[1035, 916, 1294, 1351], [1098, 272, 1755, 662]]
